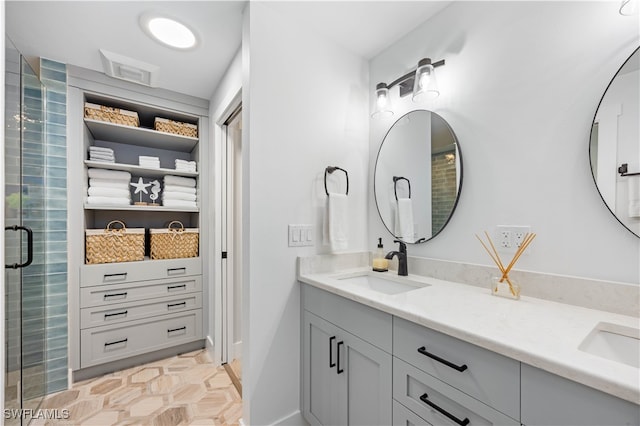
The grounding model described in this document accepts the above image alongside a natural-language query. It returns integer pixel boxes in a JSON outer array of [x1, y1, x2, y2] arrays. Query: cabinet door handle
[[419, 393, 470, 426], [167, 284, 187, 291], [104, 338, 128, 347], [103, 292, 128, 300], [417, 346, 468, 372], [168, 326, 187, 333], [167, 302, 187, 309], [103, 272, 127, 282], [104, 310, 128, 319], [167, 267, 186, 276], [329, 336, 336, 368], [336, 341, 344, 374]]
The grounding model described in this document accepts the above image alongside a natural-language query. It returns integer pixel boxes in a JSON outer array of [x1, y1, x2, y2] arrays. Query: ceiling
[[5, 1, 451, 101]]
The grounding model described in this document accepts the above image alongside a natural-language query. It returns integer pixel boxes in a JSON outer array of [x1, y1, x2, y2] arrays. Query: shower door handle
[[5, 225, 34, 269]]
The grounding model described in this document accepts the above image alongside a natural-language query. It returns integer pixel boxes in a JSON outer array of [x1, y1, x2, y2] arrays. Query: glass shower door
[[4, 37, 47, 425]]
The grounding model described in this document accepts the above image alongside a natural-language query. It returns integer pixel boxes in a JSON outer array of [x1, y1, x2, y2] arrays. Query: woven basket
[[154, 117, 198, 138], [84, 102, 140, 127], [85, 220, 145, 264], [150, 221, 199, 260]]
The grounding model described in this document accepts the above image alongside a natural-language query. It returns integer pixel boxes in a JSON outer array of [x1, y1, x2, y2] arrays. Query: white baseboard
[[273, 410, 309, 426]]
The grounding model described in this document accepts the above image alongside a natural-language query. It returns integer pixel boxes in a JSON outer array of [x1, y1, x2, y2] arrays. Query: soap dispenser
[[372, 238, 389, 272]]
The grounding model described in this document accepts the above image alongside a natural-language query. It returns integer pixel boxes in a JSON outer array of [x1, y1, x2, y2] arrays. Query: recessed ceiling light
[[140, 13, 198, 50]]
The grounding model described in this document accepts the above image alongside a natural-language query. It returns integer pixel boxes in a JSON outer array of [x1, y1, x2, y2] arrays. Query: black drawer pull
[[104, 310, 128, 318], [329, 336, 336, 368], [418, 346, 468, 372], [337, 341, 344, 374], [167, 267, 186, 276], [168, 326, 187, 333], [167, 284, 187, 291], [104, 292, 128, 299], [167, 302, 187, 309], [420, 393, 470, 426], [104, 338, 128, 347], [103, 273, 127, 281]]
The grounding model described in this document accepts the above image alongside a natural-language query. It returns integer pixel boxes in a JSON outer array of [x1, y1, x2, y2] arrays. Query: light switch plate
[[289, 224, 313, 247]]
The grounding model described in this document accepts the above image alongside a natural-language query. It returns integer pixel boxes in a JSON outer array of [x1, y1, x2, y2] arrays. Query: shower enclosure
[[4, 36, 48, 424]]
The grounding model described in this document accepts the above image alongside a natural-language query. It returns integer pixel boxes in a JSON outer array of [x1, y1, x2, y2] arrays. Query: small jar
[[491, 277, 520, 300]]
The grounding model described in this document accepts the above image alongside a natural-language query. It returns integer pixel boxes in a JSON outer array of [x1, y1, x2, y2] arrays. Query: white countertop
[[298, 267, 640, 405]]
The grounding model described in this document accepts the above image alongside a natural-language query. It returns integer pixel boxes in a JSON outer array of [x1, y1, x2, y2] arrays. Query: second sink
[[336, 273, 427, 295]]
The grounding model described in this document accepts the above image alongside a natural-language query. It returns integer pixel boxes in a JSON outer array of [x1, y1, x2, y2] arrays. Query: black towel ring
[[324, 166, 349, 196], [393, 176, 411, 201]]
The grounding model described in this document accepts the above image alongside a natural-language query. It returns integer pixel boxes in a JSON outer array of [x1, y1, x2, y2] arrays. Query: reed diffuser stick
[[499, 233, 537, 283], [475, 233, 516, 295]]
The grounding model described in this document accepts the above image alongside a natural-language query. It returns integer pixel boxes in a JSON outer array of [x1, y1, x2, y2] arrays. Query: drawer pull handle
[[104, 310, 128, 319], [417, 346, 468, 372], [329, 336, 336, 368], [104, 338, 128, 347], [419, 393, 470, 426], [167, 302, 187, 309], [167, 284, 187, 291], [167, 267, 186, 276], [168, 326, 187, 333], [103, 273, 127, 281], [104, 292, 128, 299], [337, 341, 344, 374]]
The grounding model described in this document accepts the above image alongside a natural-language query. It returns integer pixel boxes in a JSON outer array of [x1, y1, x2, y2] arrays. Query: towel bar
[[618, 163, 640, 177], [324, 166, 349, 196], [393, 176, 411, 201]]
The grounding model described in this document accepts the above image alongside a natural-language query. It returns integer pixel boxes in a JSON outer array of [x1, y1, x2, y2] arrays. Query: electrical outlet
[[512, 226, 531, 248], [497, 227, 512, 249], [496, 225, 531, 252]]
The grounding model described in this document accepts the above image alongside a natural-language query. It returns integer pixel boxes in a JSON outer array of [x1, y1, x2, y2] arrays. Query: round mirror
[[374, 110, 462, 243], [589, 47, 639, 238]]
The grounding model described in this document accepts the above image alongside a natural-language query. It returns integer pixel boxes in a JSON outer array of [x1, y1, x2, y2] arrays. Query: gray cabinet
[[521, 364, 640, 426], [302, 285, 392, 426]]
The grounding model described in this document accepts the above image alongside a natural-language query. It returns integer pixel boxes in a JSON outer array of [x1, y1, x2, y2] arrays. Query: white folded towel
[[628, 175, 640, 218], [162, 199, 198, 208], [88, 168, 131, 181], [164, 175, 196, 187], [175, 159, 196, 165], [139, 156, 159, 161], [322, 193, 348, 252], [88, 187, 131, 198], [89, 179, 130, 189], [394, 198, 415, 242], [162, 191, 197, 201], [90, 152, 115, 158], [89, 146, 114, 154], [86, 196, 131, 206], [163, 185, 196, 194]]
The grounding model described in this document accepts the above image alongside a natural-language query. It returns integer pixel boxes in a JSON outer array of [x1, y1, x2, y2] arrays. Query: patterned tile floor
[[33, 350, 242, 426]]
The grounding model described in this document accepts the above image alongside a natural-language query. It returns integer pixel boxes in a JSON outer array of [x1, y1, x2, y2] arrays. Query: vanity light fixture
[[371, 57, 445, 118], [140, 13, 198, 50], [619, 0, 638, 15]]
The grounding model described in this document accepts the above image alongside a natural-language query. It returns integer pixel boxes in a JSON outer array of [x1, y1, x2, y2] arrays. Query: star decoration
[[130, 177, 151, 194]]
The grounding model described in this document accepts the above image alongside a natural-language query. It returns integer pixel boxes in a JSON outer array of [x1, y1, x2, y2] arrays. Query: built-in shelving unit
[[84, 118, 198, 151]]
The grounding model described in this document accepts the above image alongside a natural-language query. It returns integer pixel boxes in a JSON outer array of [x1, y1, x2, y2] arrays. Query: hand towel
[[87, 168, 131, 181], [88, 187, 131, 198], [86, 196, 131, 206], [89, 178, 130, 189], [164, 175, 196, 188], [322, 193, 348, 252], [162, 191, 197, 201], [394, 198, 415, 242], [162, 199, 198, 208], [163, 185, 197, 194], [628, 175, 640, 218]]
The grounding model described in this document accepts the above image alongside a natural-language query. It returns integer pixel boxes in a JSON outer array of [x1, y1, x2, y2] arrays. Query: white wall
[[245, 2, 369, 424], [369, 1, 640, 284]]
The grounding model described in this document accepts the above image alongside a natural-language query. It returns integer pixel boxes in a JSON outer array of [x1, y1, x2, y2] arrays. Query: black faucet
[[385, 239, 408, 276]]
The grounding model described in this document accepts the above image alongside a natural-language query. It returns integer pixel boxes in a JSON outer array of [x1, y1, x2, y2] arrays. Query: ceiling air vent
[[99, 49, 159, 87]]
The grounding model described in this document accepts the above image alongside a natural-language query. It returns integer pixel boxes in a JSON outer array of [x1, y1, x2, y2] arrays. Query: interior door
[[4, 37, 47, 425]]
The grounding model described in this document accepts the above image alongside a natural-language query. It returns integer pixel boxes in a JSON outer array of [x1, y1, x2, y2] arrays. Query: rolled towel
[[162, 191, 196, 201], [163, 185, 196, 194], [162, 199, 197, 208], [86, 196, 131, 206], [88, 187, 131, 198], [89, 178, 131, 189], [88, 168, 131, 181], [164, 175, 196, 188]]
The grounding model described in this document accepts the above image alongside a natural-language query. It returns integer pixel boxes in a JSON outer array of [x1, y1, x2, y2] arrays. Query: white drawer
[[393, 317, 520, 419], [80, 275, 202, 308], [80, 257, 201, 287], [393, 358, 519, 426], [393, 400, 432, 426], [80, 292, 202, 329], [80, 310, 203, 368]]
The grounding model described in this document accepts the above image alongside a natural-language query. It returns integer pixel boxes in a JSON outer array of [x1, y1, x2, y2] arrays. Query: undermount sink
[[336, 273, 427, 295], [578, 322, 640, 369]]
